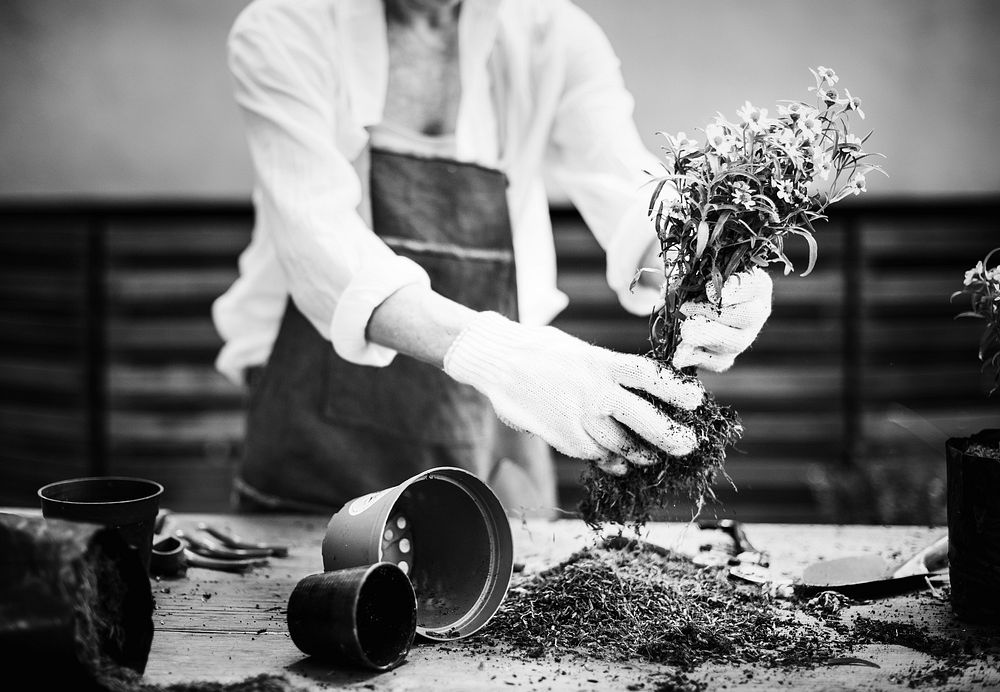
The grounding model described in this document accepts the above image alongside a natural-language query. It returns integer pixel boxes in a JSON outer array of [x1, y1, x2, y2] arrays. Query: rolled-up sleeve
[[228, 10, 429, 366], [545, 2, 675, 317]]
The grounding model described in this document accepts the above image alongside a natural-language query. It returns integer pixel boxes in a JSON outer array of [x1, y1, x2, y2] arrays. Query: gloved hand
[[672, 268, 773, 373], [443, 312, 704, 471]]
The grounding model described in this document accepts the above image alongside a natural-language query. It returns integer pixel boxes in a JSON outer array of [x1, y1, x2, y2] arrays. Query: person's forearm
[[366, 284, 477, 368]]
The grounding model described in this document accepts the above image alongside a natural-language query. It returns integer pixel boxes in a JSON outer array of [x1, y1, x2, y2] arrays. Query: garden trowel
[[797, 534, 949, 599]]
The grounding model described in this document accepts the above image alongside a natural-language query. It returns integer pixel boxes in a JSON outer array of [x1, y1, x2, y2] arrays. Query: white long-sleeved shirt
[[212, 0, 666, 384]]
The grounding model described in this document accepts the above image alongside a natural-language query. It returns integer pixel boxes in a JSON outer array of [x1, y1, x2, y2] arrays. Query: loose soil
[[460, 541, 997, 689], [966, 442, 1000, 461], [579, 372, 742, 528]]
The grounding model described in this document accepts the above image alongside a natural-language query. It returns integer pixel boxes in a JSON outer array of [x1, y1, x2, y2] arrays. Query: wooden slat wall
[[0, 201, 996, 521], [835, 208, 999, 524], [0, 216, 91, 503], [105, 214, 248, 511]]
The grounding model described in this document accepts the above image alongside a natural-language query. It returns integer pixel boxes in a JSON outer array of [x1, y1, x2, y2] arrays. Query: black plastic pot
[[322, 467, 513, 640], [287, 563, 416, 671], [946, 428, 1000, 624], [38, 476, 164, 572]]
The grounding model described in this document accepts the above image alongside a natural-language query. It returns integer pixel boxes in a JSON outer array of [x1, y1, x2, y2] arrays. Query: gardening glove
[[672, 268, 773, 373], [443, 311, 704, 470]]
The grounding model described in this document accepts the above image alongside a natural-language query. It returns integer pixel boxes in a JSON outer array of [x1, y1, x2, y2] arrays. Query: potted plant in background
[[946, 247, 1000, 623]]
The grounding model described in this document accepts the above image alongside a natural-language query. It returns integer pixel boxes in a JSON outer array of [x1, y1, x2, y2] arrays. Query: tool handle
[[891, 535, 949, 578]]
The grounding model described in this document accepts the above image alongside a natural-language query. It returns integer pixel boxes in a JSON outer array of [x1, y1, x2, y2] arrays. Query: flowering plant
[[581, 67, 883, 526], [952, 248, 1000, 396], [647, 66, 884, 360]]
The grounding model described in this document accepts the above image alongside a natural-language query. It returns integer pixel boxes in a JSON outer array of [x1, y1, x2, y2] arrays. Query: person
[[212, 0, 772, 515]]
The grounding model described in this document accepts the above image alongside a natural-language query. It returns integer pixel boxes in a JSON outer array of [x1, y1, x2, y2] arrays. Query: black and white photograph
[[0, 0, 998, 689]]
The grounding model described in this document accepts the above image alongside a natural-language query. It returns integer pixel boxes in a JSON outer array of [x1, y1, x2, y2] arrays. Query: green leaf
[[695, 219, 710, 259], [711, 211, 731, 246], [648, 179, 667, 218], [795, 229, 818, 276], [654, 200, 667, 236], [629, 267, 660, 293], [979, 328, 997, 359], [724, 246, 749, 277]]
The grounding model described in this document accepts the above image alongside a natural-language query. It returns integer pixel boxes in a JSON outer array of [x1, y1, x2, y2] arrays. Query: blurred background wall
[[1, 0, 998, 520], [2, 0, 999, 199]]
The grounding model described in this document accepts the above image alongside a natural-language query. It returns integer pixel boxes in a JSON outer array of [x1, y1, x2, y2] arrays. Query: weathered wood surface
[[94, 516, 993, 691]]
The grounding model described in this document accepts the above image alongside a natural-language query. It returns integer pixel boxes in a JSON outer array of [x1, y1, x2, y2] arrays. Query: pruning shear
[[150, 511, 288, 576]]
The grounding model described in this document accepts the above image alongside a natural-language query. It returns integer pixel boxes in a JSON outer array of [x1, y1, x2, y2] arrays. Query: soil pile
[[476, 541, 839, 670], [470, 541, 996, 689]]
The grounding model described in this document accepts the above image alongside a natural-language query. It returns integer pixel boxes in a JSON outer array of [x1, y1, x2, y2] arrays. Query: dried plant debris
[[474, 541, 840, 671], [579, 381, 742, 528], [465, 542, 998, 688]]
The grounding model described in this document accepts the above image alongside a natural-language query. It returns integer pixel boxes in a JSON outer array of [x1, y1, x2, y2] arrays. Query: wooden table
[[47, 514, 1000, 690]]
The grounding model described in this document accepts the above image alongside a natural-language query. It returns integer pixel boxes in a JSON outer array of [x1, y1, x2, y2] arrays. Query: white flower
[[663, 131, 699, 154], [777, 126, 799, 149], [848, 172, 867, 195], [666, 198, 689, 222], [778, 101, 810, 121], [798, 113, 823, 142], [732, 181, 755, 209], [705, 123, 735, 155], [774, 178, 796, 204], [841, 89, 865, 119], [816, 66, 839, 85], [817, 87, 839, 106], [813, 154, 833, 181], [964, 262, 985, 286], [736, 101, 769, 132]]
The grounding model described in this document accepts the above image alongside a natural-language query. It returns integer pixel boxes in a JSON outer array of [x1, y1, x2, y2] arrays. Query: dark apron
[[235, 149, 526, 513]]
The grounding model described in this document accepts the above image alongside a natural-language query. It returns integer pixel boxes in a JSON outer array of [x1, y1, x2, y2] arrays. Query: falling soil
[[579, 375, 743, 528]]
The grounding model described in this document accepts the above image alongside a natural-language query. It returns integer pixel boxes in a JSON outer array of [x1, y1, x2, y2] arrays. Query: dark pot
[[287, 563, 415, 671], [38, 477, 164, 573], [946, 428, 1000, 624], [322, 467, 513, 640]]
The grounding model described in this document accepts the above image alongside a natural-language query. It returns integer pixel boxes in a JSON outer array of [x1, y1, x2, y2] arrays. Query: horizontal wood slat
[[107, 269, 236, 306]]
